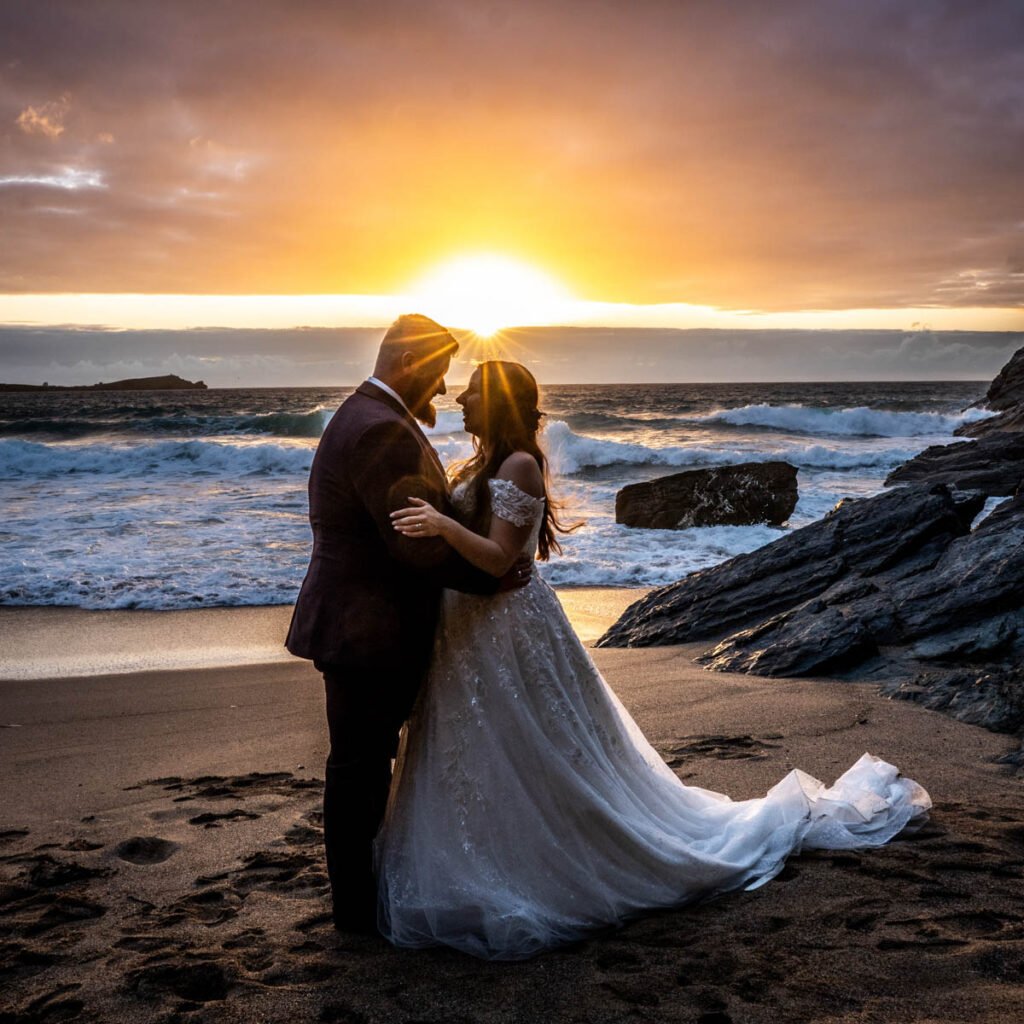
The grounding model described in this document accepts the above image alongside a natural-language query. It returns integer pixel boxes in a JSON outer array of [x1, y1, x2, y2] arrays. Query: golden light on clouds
[[15, 93, 71, 139], [0, 293, 1020, 335], [407, 254, 574, 336], [2, 2, 1023, 324]]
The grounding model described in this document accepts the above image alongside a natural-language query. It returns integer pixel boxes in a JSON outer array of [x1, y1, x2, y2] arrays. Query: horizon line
[[0, 293, 1021, 333]]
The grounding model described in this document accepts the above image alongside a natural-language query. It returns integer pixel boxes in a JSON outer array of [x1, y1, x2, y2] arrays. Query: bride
[[379, 360, 931, 961]]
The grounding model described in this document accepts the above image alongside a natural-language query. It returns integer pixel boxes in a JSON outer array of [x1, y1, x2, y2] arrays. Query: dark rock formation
[[883, 664, 1024, 737], [958, 405, 1024, 436], [597, 483, 982, 649], [955, 345, 1024, 437], [614, 462, 798, 529], [598, 345, 1024, 756], [697, 488, 1024, 676], [0, 374, 207, 392], [884, 664, 1024, 774], [884, 432, 1024, 496], [885, 345, 1024, 491], [979, 345, 1024, 412], [92, 374, 207, 391]]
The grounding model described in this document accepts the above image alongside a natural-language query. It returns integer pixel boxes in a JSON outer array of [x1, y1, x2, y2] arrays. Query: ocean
[[0, 381, 993, 609]]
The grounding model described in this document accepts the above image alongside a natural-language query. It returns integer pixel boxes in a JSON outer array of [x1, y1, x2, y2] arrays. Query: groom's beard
[[408, 396, 438, 428]]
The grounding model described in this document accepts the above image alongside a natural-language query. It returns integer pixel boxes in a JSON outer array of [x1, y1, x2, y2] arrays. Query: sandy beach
[[2, 590, 1023, 1023], [5, 1, 1023, 1019]]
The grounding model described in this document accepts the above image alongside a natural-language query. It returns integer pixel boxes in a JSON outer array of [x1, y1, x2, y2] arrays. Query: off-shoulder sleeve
[[488, 477, 545, 527]]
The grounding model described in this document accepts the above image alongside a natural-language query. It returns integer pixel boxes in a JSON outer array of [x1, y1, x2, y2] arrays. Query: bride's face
[[456, 371, 484, 438]]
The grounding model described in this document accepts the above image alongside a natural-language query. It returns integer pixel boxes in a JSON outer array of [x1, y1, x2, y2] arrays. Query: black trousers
[[318, 662, 420, 925]]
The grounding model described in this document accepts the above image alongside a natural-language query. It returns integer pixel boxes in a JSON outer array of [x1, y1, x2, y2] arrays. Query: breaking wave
[[542, 420, 919, 474], [0, 438, 315, 480], [691, 403, 992, 438]]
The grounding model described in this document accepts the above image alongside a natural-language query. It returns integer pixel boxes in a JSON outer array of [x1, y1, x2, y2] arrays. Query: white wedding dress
[[374, 478, 931, 960]]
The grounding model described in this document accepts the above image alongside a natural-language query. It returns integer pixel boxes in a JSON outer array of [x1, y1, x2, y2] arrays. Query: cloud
[[0, 325, 1019, 387], [15, 93, 71, 138], [0, 2, 1022, 310], [0, 167, 106, 190]]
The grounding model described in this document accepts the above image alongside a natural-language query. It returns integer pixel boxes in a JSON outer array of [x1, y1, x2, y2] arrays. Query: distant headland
[[0, 374, 208, 393]]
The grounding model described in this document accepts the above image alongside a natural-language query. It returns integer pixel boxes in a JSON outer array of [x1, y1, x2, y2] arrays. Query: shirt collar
[[366, 376, 411, 416]]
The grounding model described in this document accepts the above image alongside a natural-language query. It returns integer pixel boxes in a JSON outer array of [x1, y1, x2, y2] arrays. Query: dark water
[[0, 381, 989, 607]]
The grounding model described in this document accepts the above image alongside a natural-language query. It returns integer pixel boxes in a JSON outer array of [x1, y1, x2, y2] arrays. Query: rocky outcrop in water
[[884, 432, 1024, 496], [615, 462, 798, 529], [886, 344, 1024, 493], [0, 374, 207, 392], [960, 405, 1024, 436], [597, 483, 983, 650], [598, 481, 1024, 754], [984, 345, 1024, 409], [956, 345, 1024, 437], [698, 488, 1024, 676], [598, 347, 1024, 759]]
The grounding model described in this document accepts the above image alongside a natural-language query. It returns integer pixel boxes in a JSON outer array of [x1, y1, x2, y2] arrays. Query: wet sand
[[0, 587, 646, 681], [2, 593, 1023, 1022]]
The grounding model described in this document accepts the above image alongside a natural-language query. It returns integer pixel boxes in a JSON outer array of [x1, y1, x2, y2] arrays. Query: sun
[[406, 254, 573, 336]]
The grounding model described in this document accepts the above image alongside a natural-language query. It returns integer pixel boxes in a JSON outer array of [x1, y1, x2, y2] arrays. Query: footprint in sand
[[126, 960, 229, 1003], [169, 888, 244, 926], [114, 836, 179, 865], [187, 808, 261, 827], [24, 893, 107, 936], [659, 734, 783, 769], [7, 984, 85, 1022], [878, 909, 1024, 951], [27, 856, 110, 888], [61, 838, 104, 852]]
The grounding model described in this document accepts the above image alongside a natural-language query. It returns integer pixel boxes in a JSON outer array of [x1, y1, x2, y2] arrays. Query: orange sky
[[1, 1, 1022, 329]]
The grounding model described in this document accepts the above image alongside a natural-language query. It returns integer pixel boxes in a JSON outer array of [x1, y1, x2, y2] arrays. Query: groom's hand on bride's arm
[[393, 498, 532, 587], [390, 497, 453, 539]]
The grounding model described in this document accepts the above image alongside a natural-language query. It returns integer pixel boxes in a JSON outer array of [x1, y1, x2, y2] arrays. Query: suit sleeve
[[348, 420, 500, 595]]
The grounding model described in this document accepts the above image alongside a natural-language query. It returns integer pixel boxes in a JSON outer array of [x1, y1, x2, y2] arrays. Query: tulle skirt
[[374, 577, 931, 960]]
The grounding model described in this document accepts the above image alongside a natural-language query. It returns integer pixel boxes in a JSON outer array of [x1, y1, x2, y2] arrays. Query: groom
[[286, 314, 518, 932]]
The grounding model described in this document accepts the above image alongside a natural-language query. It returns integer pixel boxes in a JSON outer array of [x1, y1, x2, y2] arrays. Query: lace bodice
[[451, 477, 545, 557]]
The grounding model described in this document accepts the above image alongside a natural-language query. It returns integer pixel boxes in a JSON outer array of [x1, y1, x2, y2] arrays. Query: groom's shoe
[[332, 892, 379, 935], [332, 909, 378, 935]]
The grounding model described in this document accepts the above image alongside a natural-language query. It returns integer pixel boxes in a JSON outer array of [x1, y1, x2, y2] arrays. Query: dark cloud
[[1, 0, 1022, 310], [0, 325, 1019, 386]]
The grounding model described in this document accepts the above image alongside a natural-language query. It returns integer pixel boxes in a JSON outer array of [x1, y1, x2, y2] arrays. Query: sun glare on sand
[[407, 255, 573, 337]]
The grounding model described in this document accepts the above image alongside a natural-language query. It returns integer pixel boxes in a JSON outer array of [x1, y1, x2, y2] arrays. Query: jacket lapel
[[356, 380, 449, 490], [356, 379, 410, 419]]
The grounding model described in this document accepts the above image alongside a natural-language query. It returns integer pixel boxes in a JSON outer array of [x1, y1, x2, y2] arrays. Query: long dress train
[[374, 478, 931, 960]]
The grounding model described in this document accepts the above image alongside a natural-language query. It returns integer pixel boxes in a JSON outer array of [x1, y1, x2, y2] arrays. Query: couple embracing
[[286, 314, 930, 961]]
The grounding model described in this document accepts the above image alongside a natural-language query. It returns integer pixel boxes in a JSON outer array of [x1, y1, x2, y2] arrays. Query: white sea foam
[[424, 409, 468, 435], [971, 495, 1007, 530], [0, 469, 311, 609], [541, 518, 787, 588], [0, 438, 315, 479], [690, 403, 993, 437], [542, 420, 919, 474], [0, 382, 988, 607]]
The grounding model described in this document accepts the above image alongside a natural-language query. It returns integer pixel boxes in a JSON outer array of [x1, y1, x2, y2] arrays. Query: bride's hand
[[391, 497, 451, 539]]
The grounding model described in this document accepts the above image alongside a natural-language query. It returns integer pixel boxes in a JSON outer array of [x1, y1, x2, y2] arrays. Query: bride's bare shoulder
[[495, 451, 544, 498]]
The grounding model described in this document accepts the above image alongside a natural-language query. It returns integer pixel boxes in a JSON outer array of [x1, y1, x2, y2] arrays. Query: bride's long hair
[[450, 360, 578, 561]]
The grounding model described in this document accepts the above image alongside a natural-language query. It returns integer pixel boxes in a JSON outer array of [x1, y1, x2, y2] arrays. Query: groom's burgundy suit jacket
[[286, 381, 496, 693]]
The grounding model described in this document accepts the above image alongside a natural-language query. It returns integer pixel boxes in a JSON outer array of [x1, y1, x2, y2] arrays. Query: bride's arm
[[391, 453, 544, 578]]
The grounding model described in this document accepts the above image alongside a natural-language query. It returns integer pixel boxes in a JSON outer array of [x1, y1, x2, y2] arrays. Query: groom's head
[[373, 314, 459, 428]]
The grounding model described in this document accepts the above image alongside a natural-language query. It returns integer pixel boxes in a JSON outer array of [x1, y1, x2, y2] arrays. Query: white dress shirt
[[367, 376, 411, 416]]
